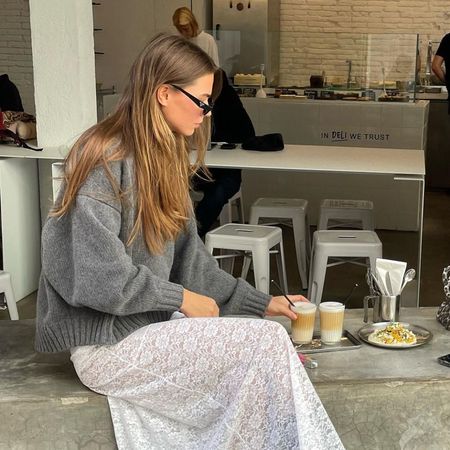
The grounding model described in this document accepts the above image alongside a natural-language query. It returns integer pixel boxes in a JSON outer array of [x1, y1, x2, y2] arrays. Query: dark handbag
[[242, 133, 284, 151], [0, 111, 42, 151], [436, 265, 450, 330]]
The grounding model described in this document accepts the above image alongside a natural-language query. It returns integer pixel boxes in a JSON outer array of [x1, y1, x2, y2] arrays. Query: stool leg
[[249, 209, 259, 225], [363, 213, 375, 231], [318, 212, 328, 230], [241, 210, 259, 280], [305, 213, 312, 265], [241, 253, 252, 280], [307, 250, 328, 305], [274, 242, 288, 293], [252, 246, 271, 294], [236, 196, 245, 224], [219, 202, 232, 226], [292, 215, 308, 290], [205, 238, 234, 273], [1, 273, 19, 320], [369, 248, 382, 272], [219, 250, 235, 274]]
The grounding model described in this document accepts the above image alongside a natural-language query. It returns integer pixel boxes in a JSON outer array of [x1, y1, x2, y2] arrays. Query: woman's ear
[[156, 85, 170, 107]]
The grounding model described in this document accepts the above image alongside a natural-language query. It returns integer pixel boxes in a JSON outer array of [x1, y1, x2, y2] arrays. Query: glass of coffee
[[290, 302, 317, 344], [319, 301, 345, 344]]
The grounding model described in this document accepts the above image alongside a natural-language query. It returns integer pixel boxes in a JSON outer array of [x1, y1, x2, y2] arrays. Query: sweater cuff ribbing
[[157, 280, 184, 311], [230, 278, 272, 317]]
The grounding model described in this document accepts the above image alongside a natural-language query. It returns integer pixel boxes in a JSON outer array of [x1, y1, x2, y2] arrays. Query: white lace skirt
[[71, 317, 343, 450]]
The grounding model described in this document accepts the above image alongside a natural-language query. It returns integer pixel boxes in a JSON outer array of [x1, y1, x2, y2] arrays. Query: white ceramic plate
[[358, 322, 432, 349]]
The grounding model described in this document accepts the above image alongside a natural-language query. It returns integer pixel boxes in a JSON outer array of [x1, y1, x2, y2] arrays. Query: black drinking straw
[[270, 279, 296, 308], [341, 283, 359, 306]]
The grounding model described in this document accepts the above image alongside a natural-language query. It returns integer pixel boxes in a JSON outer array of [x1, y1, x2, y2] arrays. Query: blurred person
[[173, 6, 219, 66], [432, 33, 450, 113]]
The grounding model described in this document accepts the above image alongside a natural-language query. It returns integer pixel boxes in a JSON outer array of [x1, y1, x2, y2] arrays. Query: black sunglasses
[[171, 84, 214, 115]]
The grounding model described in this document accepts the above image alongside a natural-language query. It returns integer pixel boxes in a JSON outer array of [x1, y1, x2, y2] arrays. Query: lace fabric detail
[[71, 317, 343, 450], [437, 265, 450, 329]]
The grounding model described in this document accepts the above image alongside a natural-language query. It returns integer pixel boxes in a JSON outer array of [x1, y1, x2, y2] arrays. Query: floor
[[1, 189, 449, 321]]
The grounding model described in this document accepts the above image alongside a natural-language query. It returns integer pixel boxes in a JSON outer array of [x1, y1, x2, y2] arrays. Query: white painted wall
[[29, 0, 97, 147], [93, 0, 171, 94]]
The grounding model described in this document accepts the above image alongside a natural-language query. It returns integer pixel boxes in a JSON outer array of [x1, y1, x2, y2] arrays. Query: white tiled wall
[[0, 0, 35, 114]]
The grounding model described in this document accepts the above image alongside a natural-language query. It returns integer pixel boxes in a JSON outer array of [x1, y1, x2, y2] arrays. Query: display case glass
[[211, 29, 419, 102]]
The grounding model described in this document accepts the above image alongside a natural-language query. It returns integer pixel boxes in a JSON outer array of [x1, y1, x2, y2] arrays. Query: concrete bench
[[0, 319, 116, 449]]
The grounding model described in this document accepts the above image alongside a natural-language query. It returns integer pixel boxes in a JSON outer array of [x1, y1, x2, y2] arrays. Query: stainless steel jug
[[363, 295, 400, 323]]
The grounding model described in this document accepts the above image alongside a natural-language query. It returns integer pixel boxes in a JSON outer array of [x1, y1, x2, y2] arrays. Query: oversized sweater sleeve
[[41, 193, 184, 316], [170, 219, 272, 317]]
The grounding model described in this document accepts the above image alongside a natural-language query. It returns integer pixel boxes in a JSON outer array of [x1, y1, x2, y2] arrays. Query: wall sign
[[320, 130, 390, 143]]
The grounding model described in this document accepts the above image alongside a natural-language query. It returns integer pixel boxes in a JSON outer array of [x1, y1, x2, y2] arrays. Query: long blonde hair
[[54, 33, 217, 254]]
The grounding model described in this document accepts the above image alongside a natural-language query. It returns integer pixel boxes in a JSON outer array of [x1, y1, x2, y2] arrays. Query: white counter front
[[241, 98, 429, 150]]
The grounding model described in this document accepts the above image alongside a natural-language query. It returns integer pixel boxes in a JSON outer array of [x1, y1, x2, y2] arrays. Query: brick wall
[[279, 0, 450, 87], [0, 0, 34, 113]]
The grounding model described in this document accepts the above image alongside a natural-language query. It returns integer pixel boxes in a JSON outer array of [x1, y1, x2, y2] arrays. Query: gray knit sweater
[[35, 157, 271, 352]]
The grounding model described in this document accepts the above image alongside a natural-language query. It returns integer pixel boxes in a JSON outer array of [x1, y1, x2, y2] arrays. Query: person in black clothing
[[193, 69, 255, 236], [0, 74, 24, 112], [432, 33, 450, 114]]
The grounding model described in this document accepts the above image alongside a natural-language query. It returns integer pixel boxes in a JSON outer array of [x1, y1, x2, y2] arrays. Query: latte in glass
[[290, 301, 317, 344], [319, 301, 345, 344]]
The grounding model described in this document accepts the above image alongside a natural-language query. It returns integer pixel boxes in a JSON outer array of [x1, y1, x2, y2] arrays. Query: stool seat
[[308, 230, 382, 304], [318, 199, 374, 230], [205, 223, 288, 294], [249, 197, 310, 289], [251, 197, 308, 215], [314, 230, 380, 250]]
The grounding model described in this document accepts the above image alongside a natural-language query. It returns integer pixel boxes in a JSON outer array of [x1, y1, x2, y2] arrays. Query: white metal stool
[[249, 197, 310, 290], [0, 271, 19, 320], [205, 223, 288, 294], [318, 199, 374, 230], [307, 230, 382, 304]]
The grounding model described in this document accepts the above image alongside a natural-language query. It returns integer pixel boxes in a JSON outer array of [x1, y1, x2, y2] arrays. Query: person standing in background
[[432, 33, 450, 113], [173, 7, 219, 67]]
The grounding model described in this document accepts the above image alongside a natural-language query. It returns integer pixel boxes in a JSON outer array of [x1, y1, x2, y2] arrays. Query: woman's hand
[[180, 289, 220, 317], [265, 295, 309, 320]]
